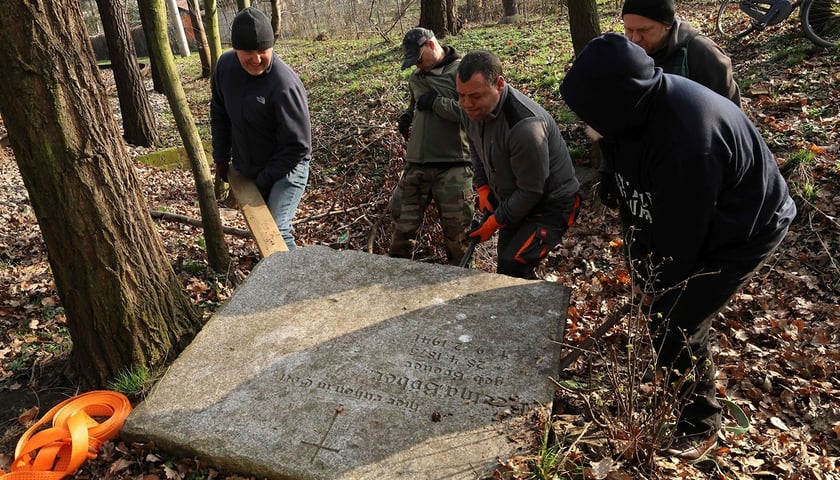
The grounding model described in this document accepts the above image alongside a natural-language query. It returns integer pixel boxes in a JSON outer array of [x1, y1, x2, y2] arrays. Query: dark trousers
[[648, 229, 786, 437], [496, 220, 566, 279], [496, 194, 581, 279]]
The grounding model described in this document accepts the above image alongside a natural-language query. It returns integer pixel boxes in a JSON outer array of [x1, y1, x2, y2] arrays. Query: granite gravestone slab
[[124, 246, 568, 479]]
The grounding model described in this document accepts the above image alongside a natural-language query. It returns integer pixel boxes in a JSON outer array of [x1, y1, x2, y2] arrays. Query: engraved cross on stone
[[301, 404, 344, 463]]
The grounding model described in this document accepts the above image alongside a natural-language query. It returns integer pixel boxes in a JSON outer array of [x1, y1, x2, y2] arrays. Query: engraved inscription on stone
[[124, 246, 568, 479], [273, 311, 548, 425]]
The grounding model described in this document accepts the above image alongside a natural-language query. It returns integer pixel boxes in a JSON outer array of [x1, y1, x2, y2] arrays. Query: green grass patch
[[769, 43, 809, 65], [786, 148, 818, 170], [108, 364, 151, 396], [275, 18, 578, 139], [178, 258, 206, 275]]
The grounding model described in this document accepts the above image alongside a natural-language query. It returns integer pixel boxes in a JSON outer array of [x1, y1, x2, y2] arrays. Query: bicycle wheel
[[801, 0, 840, 47], [717, 0, 758, 39]]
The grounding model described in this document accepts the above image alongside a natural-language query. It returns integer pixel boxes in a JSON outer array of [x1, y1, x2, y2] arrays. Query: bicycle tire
[[717, 0, 758, 39], [801, 0, 840, 47]]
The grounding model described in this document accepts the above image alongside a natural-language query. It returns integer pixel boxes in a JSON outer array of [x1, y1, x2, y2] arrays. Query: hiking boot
[[661, 432, 718, 461]]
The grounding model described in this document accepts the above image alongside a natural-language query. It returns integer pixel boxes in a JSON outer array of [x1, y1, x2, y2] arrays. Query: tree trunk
[[270, 0, 282, 42], [445, 0, 460, 35], [464, 0, 487, 23], [186, 0, 212, 78], [142, 26, 166, 93], [236, 0, 250, 10], [203, 0, 223, 75], [95, 0, 161, 147], [500, 0, 518, 23], [0, 0, 201, 388], [420, 0, 458, 37], [138, 0, 232, 274], [568, 0, 601, 56], [567, 0, 602, 167]]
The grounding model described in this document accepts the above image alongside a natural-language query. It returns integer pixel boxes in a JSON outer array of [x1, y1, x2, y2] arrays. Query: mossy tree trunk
[[138, 0, 232, 274], [203, 0, 223, 75], [0, 0, 202, 388]]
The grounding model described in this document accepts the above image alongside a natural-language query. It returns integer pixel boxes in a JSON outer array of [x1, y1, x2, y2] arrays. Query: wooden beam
[[227, 168, 288, 257]]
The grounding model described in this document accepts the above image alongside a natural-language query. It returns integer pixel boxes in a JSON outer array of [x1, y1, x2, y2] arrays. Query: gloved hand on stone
[[468, 214, 504, 243], [416, 92, 438, 111]]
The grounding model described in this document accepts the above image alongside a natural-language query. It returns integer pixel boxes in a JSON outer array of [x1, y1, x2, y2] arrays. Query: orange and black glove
[[476, 184, 495, 214], [468, 214, 504, 243]]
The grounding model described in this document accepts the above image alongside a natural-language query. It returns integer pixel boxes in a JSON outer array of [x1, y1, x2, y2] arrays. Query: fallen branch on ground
[[150, 210, 251, 238]]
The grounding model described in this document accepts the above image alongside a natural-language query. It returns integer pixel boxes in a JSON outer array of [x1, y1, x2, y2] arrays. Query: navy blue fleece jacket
[[560, 33, 795, 291], [211, 50, 312, 193]]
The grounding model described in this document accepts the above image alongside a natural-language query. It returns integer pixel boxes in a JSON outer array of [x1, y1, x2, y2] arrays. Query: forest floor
[[1, 1, 839, 478]]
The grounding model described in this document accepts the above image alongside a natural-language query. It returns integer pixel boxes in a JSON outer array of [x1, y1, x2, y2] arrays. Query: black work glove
[[398, 112, 413, 140], [416, 92, 438, 111], [215, 162, 229, 183], [597, 172, 619, 209]]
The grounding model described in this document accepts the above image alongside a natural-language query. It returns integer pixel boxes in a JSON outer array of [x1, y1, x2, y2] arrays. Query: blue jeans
[[266, 160, 309, 250]]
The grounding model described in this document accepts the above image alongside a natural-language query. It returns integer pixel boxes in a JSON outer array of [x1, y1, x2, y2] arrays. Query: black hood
[[560, 33, 662, 138]]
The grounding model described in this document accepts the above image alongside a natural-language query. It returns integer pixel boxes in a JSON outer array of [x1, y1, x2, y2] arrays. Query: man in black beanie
[[561, 33, 796, 461], [621, 0, 740, 105], [211, 7, 312, 250], [596, 0, 744, 210]]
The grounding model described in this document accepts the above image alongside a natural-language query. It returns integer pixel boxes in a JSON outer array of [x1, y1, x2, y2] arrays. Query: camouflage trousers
[[389, 163, 474, 265]]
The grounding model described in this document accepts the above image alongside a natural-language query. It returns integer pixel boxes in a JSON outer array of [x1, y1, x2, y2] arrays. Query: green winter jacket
[[404, 47, 470, 166]]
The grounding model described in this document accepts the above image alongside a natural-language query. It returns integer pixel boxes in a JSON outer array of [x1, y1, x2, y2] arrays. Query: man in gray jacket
[[390, 27, 474, 265], [456, 50, 580, 279]]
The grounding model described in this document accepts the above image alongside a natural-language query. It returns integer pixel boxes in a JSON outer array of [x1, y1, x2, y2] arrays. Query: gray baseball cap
[[401, 27, 435, 70]]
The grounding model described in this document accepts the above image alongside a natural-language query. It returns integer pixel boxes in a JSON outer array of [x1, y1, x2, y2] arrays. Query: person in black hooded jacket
[[560, 33, 796, 461]]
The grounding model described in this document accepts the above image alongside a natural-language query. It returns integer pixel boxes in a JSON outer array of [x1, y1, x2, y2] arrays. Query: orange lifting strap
[[0, 390, 132, 480]]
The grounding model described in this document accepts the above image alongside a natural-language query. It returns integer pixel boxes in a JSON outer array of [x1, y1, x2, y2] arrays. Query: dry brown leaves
[[2, 6, 839, 478]]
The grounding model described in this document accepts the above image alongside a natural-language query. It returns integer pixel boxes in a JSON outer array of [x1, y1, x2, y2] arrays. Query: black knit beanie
[[231, 7, 274, 50], [621, 0, 675, 25]]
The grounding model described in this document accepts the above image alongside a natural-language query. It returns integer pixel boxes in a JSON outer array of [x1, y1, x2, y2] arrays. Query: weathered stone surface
[[124, 246, 568, 480]]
